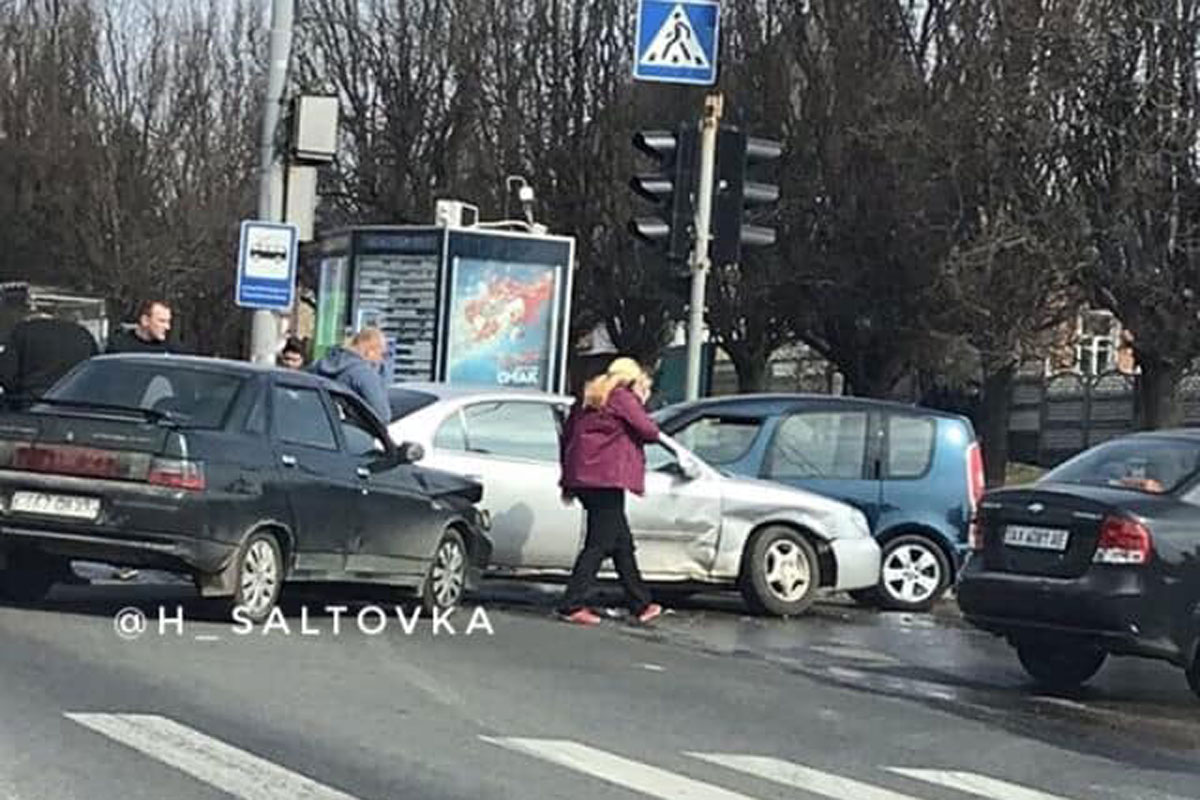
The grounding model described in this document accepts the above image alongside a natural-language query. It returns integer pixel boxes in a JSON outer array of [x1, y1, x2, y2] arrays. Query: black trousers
[[559, 488, 653, 614]]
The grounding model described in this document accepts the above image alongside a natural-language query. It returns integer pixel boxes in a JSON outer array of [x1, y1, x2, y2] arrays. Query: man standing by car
[[0, 306, 98, 399], [309, 327, 391, 424], [107, 300, 184, 354]]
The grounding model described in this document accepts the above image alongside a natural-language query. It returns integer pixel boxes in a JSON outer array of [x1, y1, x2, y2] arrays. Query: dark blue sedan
[[655, 394, 984, 611]]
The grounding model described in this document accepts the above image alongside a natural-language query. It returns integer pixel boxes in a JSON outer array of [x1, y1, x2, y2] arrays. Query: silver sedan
[[387, 385, 880, 616]]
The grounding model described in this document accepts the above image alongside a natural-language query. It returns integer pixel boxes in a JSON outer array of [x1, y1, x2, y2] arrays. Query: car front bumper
[[829, 536, 881, 591]]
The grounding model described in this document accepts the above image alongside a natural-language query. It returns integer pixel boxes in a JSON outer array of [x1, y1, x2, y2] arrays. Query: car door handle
[[356, 467, 370, 479], [281, 455, 298, 468]]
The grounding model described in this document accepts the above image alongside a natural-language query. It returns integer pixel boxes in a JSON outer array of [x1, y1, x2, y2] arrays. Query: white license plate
[[10, 491, 100, 520], [1004, 524, 1070, 551]]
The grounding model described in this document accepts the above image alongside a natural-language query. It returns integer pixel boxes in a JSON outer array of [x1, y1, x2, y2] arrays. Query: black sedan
[[0, 354, 491, 621], [957, 431, 1200, 698]]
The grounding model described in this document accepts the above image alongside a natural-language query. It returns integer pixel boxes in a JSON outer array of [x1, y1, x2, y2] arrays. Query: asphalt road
[[0, 574, 1196, 800]]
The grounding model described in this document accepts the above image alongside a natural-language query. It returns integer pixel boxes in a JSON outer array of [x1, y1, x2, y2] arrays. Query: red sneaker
[[558, 608, 602, 625], [636, 603, 663, 624]]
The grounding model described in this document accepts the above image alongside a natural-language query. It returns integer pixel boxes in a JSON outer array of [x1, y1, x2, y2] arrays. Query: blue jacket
[[309, 347, 390, 424]]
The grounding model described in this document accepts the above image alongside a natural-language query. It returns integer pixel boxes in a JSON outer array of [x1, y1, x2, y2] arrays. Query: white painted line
[[639, 663, 666, 672], [194, 635, 221, 642], [888, 768, 1077, 800], [480, 737, 760, 799], [66, 713, 359, 800], [688, 753, 924, 800]]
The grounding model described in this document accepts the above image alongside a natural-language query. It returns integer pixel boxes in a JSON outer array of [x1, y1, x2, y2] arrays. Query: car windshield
[[45, 361, 244, 428], [1040, 437, 1200, 494]]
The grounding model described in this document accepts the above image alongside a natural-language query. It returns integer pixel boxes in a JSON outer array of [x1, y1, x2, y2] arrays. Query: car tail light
[[147, 458, 206, 491], [966, 441, 985, 549], [1094, 516, 1152, 565]]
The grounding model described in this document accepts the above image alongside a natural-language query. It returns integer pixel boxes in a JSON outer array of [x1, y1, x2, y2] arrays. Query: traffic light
[[712, 126, 781, 266], [629, 124, 699, 262]]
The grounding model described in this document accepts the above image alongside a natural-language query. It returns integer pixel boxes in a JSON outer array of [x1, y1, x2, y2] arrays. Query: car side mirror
[[369, 441, 424, 472], [680, 457, 703, 480]]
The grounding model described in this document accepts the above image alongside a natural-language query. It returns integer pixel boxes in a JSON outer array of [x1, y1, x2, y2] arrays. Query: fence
[[1008, 366, 1200, 467]]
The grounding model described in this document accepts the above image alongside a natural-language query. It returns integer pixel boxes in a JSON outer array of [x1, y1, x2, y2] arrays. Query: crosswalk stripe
[[65, 713, 359, 800], [887, 768, 1077, 800], [479, 737, 762, 800], [687, 753, 925, 800]]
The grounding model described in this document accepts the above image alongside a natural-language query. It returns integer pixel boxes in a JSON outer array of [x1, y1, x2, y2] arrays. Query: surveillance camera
[[518, 185, 535, 203]]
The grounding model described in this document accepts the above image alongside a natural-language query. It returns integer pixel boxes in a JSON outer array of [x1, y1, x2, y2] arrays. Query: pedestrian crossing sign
[[634, 0, 720, 86]]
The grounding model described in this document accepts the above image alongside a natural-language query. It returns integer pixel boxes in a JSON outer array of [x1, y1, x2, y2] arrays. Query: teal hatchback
[[654, 395, 984, 611]]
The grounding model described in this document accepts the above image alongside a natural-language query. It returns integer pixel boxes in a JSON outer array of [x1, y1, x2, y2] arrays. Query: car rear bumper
[[829, 536, 881, 591], [956, 560, 1183, 664], [0, 524, 236, 575]]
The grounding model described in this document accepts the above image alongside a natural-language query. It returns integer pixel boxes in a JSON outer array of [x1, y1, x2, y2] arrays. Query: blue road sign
[[235, 220, 299, 311], [633, 0, 720, 86]]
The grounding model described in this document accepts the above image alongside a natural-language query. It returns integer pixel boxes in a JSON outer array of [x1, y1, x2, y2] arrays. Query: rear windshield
[[389, 389, 439, 422], [45, 361, 244, 428], [1041, 437, 1200, 494]]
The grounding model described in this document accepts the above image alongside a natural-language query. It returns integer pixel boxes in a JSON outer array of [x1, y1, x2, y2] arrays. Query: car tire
[[224, 531, 284, 625], [739, 526, 820, 617], [1186, 653, 1200, 700], [422, 528, 468, 614], [876, 535, 950, 612], [1016, 640, 1107, 690]]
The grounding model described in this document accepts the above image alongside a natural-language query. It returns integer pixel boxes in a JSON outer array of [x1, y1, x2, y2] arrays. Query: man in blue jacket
[[309, 327, 391, 424]]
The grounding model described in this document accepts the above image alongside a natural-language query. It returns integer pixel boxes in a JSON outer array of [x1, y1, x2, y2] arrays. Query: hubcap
[[764, 539, 811, 602], [240, 540, 279, 615], [430, 538, 465, 608], [882, 543, 941, 604]]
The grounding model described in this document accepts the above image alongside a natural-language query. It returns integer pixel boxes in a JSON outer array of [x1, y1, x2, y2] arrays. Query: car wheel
[[876, 535, 950, 612], [739, 526, 820, 617], [226, 531, 283, 624], [1016, 640, 1107, 690], [423, 528, 467, 613], [1186, 653, 1200, 700]]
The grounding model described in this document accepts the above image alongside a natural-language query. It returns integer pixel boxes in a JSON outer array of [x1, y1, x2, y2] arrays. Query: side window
[[672, 415, 763, 465], [765, 411, 868, 480], [332, 394, 387, 457], [887, 415, 936, 478], [272, 386, 338, 451], [645, 442, 680, 472], [434, 410, 469, 452], [463, 402, 561, 462]]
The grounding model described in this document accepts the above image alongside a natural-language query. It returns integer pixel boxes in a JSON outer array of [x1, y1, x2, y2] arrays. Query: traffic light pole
[[685, 92, 723, 401]]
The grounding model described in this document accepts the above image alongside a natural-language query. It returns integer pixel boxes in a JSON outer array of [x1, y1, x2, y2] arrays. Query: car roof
[[89, 353, 332, 388], [655, 393, 968, 421], [388, 382, 571, 404]]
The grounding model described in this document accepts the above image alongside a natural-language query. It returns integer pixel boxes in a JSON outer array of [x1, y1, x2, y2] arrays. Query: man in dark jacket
[[0, 311, 98, 399], [107, 299, 184, 354], [309, 327, 391, 423]]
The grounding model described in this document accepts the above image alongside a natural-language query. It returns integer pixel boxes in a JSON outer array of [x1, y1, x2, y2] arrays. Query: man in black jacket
[[0, 311, 98, 399], [107, 299, 185, 354]]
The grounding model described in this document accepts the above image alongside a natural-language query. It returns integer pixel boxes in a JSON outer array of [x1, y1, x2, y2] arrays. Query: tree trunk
[[1136, 353, 1185, 430], [979, 363, 1014, 487], [731, 348, 770, 393]]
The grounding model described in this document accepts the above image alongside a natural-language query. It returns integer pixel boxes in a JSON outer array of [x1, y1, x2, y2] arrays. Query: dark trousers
[[559, 488, 653, 614]]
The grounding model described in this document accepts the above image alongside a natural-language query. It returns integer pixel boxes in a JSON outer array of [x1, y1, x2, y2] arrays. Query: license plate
[[10, 491, 100, 520], [1004, 524, 1070, 551]]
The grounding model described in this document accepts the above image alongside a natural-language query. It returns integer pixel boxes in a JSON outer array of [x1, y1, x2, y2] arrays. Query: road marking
[[688, 753, 924, 800], [479, 737, 760, 799], [888, 768, 1077, 800], [66, 713, 359, 800], [639, 663, 666, 672]]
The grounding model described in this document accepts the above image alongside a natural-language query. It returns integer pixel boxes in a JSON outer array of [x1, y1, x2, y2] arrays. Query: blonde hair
[[583, 357, 649, 409], [347, 327, 385, 354]]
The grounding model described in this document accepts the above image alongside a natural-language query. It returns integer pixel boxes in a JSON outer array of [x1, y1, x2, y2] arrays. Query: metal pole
[[685, 92, 723, 401], [249, 0, 295, 364]]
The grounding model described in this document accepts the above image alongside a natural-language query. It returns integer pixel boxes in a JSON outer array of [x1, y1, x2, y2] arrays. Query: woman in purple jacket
[[557, 357, 664, 625]]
